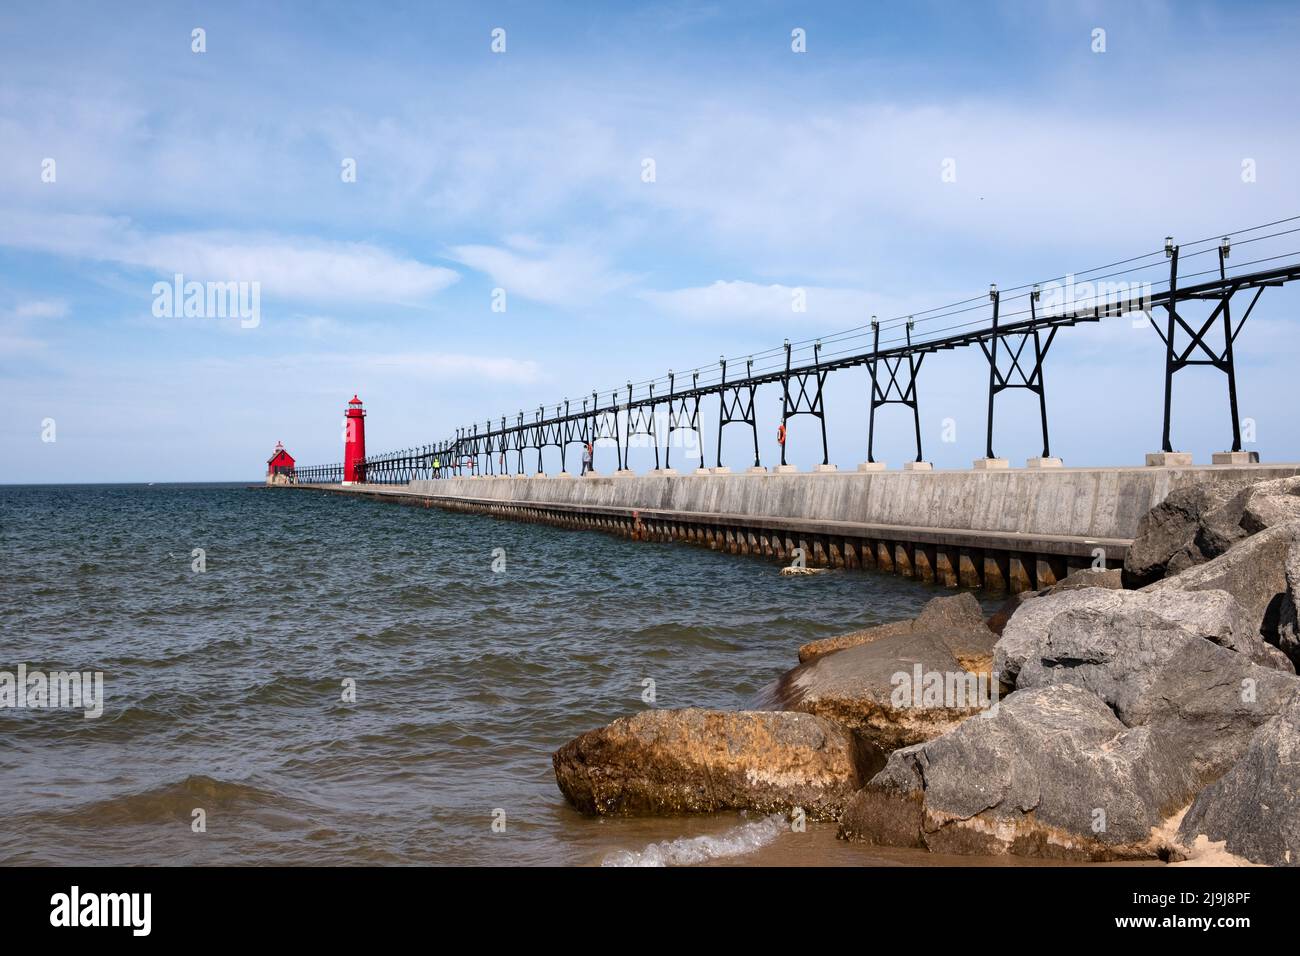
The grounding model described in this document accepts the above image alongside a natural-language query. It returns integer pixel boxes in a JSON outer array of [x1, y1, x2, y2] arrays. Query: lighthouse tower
[[343, 394, 367, 484]]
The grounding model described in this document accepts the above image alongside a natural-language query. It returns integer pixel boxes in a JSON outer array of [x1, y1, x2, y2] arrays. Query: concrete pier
[[283, 463, 1299, 594]]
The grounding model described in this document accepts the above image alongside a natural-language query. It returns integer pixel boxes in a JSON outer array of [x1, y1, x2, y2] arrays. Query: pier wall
[[289, 464, 1300, 594]]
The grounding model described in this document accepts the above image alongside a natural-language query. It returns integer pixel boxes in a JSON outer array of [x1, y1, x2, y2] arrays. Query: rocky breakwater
[[776, 592, 1001, 750], [552, 709, 878, 819], [552, 475, 1300, 866]]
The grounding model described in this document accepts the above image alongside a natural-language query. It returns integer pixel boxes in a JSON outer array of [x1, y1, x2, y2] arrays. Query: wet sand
[[582, 813, 1164, 867]]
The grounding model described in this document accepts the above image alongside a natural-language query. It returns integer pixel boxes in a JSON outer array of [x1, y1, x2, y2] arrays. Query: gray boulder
[[798, 592, 986, 663], [1278, 538, 1300, 666], [996, 587, 1299, 788], [987, 566, 1123, 636], [1148, 520, 1300, 668], [1240, 475, 1300, 534], [1047, 566, 1125, 593], [778, 596, 999, 751], [838, 684, 1191, 860], [1177, 690, 1300, 866], [551, 708, 877, 819], [778, 636, 997, 752], [914, 591, 989, 633], [1123, 481, 1252, 587]]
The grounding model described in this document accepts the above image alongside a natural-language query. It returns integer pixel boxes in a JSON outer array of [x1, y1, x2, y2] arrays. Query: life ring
[[776, 423, 787, 445]]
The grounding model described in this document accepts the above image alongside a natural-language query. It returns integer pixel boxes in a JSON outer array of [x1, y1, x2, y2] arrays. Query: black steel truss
[[592, 391, 622, 473], [867, 319, 925, 463], [538, 406, 566, 474], [1154, 240, 1261, 453], [525, 406, 562, 474], [506, 413, 525, 474], [481, 420, 501, 475], [980, 285, 1060, 460], [298, 240, 1300, 482], [623, 382, 660, 470], [665, 370, 703, 471], [716, 356, 761, 469], [779, 340, 829, 466], [560, 399, 593, 474]]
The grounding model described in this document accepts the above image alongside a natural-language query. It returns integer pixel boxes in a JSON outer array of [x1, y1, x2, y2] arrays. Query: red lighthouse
[[343, 394, 367, 484]]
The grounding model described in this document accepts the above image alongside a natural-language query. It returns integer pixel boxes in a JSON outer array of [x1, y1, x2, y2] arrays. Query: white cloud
[[639, 279, 977, 335], [0, 211, 459, 305], [629, 101, 1300, 268], [357, 351, 541, 383], [641, 280, 868, 324], [11, 299, 68, 320], [0, 332, 45, 355], [0, 298, 68, 355], [449, 237, 635, 307], [5, 55, 1297, 291], [175, 348, 541, 387]]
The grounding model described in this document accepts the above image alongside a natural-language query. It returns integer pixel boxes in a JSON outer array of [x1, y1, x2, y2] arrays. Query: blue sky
[[3, 0, 1299, 481]]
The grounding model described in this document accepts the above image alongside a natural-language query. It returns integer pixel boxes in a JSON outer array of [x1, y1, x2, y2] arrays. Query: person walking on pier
[[582, 441, 594, 475]]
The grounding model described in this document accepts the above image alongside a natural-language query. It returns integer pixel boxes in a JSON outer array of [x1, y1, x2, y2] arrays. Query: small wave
[[602, 813, 788, 867], [36, 774, 291, 826], [241, 674, 351, 707], [624, 622, 741, 653]]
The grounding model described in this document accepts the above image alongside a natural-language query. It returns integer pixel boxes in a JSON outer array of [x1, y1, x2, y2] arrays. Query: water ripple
[[0, 482, 968, 864]]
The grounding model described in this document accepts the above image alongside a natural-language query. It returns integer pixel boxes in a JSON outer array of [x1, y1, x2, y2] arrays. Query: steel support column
[[980, 284, 1058, 460], [623, 382, 660, 471], [665, 370, 703, 470], [779, 339, 829, 466], [716, 356, 760, 469], [867, 319, 924, 463]]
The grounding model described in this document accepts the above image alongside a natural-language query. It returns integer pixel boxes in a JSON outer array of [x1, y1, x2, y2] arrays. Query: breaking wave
[[602, 814, 788, 867]]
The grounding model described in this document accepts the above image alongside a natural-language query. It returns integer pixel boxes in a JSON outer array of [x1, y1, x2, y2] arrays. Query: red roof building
[[266, 441, 296, 482]]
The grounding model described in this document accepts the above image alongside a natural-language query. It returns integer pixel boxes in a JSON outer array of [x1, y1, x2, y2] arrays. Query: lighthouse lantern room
[[343, 394, 367, 484]]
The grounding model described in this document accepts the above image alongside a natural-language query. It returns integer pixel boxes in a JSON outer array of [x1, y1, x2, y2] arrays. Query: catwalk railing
[[295, 219, 1300, 484]]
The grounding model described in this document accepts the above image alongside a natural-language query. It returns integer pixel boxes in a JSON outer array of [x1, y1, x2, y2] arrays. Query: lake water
[[1, 482, 972, 866]]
